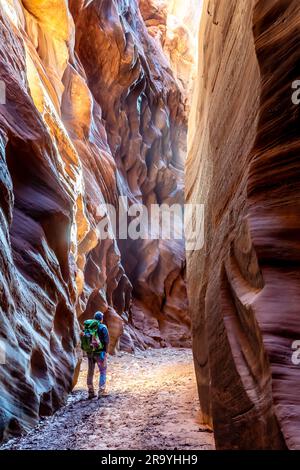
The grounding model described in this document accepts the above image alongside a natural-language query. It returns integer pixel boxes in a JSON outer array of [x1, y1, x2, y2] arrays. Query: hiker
[[80, 311, 110, 399]]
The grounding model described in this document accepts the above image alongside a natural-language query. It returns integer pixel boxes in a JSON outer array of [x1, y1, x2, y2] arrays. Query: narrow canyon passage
[[0, 0, 203, 448], [1, 349, 214, 450], [1, 0, 299, 452]]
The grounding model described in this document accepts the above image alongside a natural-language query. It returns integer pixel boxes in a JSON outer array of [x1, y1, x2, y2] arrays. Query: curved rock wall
[[0, 0, 190, 441], [187, 0, 300, 450]]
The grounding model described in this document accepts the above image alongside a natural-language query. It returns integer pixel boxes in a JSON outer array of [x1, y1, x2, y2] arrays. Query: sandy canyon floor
[[1, 348, 215, 450]]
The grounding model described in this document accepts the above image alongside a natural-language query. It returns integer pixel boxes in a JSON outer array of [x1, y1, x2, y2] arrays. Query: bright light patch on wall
[[1, 0, 22, 27]]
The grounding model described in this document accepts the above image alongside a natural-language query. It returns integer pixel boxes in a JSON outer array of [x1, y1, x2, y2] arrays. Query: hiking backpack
[[81, 320, 104, 354]]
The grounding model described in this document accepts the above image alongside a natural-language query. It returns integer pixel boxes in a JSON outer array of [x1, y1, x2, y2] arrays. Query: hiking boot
[[88, 390, 96, 399], [98, 386, 107, 398]]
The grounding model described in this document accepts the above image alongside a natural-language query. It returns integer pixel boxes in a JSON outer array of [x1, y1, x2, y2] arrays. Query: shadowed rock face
[[186, 0, 300, 450], [0, 0, 190, 441]]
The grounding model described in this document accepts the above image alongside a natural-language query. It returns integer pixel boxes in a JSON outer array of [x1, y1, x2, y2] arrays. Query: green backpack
[[81, 320, 104, 354]]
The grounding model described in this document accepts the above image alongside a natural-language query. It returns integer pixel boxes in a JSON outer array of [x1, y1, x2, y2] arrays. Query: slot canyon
[[0, 0, 299, 452]]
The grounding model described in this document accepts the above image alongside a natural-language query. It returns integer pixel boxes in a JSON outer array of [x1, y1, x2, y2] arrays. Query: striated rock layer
[[186, 0, 300, 450], [0, 0, 190, 441]]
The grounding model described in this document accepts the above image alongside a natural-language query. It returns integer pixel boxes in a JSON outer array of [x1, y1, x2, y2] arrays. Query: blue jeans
[[87, 353, 107, 391]]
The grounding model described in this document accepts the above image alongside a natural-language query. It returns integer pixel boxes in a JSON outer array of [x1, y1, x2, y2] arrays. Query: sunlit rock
[[0, 0, 190, 441]]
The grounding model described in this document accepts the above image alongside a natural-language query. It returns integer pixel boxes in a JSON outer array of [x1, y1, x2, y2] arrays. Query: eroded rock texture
[[0, 0, 190, 441], [140, 0, 202, 110], [186, 0, 300, 450]]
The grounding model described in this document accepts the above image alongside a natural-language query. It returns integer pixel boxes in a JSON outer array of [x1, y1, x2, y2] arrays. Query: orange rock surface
[[186, 0, 300, 450], [0, 0, 190, 441]]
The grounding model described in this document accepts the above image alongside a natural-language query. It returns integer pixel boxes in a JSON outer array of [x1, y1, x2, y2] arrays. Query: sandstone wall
[[186, 0, 300, 450], [140, 0, 203, 112], [0, 0, 189, 441]]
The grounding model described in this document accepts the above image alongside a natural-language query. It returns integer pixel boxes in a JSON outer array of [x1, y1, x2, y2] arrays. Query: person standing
[[81, 311, 110, 399]]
